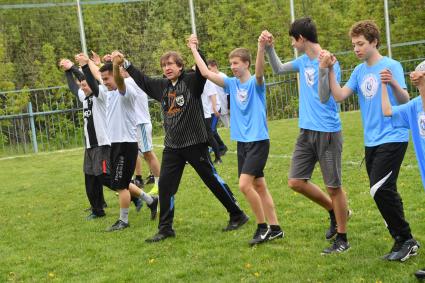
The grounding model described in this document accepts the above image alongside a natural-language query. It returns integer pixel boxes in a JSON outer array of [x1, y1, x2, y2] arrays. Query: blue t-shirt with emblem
[[291, 54, 342, 132], [391, 96, 425, 190], [346, 56, 409, 146], [223, 75, 269, 142]]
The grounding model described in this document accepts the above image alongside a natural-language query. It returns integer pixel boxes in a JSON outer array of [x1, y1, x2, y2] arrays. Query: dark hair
[[99, 62, 113, 73], [160, 51, 184, 69], [229, 48, 251, 67], [289, 17, 318, 43], [349, 20, 381, 48], [207, 59, 218, 67]]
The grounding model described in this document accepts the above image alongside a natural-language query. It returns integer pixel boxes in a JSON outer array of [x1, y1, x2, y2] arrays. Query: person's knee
[[327, 186, 342, 197], [288, 178, 304, 191]]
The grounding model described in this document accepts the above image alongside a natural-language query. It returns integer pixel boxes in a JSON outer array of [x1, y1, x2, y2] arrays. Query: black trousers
[[365, 142, 412, 240], [85, 173, 106, 216], [205, 117, 221, 159], [158, 143, 243, 233]]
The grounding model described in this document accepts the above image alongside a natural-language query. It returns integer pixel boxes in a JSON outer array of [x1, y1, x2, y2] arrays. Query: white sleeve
[[77, 89, 86, 103]]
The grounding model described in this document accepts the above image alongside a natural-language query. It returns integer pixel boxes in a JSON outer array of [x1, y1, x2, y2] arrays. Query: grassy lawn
[[0, 111, 424, 282]]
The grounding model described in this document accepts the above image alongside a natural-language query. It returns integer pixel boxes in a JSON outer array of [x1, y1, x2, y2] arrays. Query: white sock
[[140, 191, 153, 205], [119, 208, 129, 223], [154, 177, 159, 186]]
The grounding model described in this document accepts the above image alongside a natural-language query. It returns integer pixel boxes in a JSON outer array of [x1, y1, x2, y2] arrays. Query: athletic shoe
[[220, 146, 228, 156], [385, 238, 420, 262], [86, 212, 105, 220], [415, 268, 425, 280], [268, 229, 284, 242], [105, 220, 129, 232], [326, 209, 352, 240], [213, 158, 222, 164], [249, 227, 271, 246], [135, 198, 143, 212], [145, 174, 155, 185], [145, 230, 176, 243], [223, 213, 249, 231], [148, 184, 159, 196], [321, 238, 350, 254], [147, 196, 159, 220]]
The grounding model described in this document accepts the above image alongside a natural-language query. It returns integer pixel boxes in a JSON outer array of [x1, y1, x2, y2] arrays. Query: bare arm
[[188, 34, 224, 87], [381, 82, 392, 116], [111, 51, 125, 94], [255, 37, 266, 85], [380, 69, 409, 104]]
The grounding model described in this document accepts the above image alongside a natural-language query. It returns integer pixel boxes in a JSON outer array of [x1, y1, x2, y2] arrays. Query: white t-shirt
[[78, 89, 110, 148], [201, 79, 221, 118], [102, 83, 138, 143], [125, 77, 151, 125], [217, 72, 229, 115]]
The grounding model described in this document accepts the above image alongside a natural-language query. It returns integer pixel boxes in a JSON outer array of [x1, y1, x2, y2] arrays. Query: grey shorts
[[84, 145, 111, 176], [289, 129, 343, 188]]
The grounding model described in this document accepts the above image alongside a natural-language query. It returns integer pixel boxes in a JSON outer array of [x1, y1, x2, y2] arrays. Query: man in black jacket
[[114, 50, 248, 242]]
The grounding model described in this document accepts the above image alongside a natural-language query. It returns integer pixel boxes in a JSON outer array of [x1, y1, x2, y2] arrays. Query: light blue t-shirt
[[346, 56, 409, 146], [223, 75, 269, 142], [292, 54, 342, 132], [391, 96, 425, 190]]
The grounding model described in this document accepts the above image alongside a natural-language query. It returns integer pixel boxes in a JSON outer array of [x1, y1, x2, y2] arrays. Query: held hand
[[187, 34, 198, 50], [91, 51, 101, 66], [380, 69, 393, 84], [259, 30, 273, 47], [102, 54, 112, 63], [111, 50, 124, 65], [75, 53, 89, 66], [59, 58, 73, 71], [410, 71, 425, 87], [318, 50, 333, 68]]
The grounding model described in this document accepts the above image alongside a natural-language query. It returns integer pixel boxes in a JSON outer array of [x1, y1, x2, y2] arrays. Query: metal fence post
[[28, 102, 38, 153], [188, 0, 197, 36], [76, 0, 88, 55]]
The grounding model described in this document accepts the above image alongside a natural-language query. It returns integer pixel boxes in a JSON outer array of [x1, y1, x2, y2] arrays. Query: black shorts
[[83, 145, 110, 176], [109, 142, 138, 190], [237, 139, 270, 178]]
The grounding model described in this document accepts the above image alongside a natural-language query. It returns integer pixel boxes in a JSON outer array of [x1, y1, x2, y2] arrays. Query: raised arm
[[60, 59, 81, 96], [111, 51, 126, 94], [260, 30, 295, 74], [255, 34, 266, 85], [76, 53, 99, 96], [380, 68, 409, 104], [188, 34, 224, 88]]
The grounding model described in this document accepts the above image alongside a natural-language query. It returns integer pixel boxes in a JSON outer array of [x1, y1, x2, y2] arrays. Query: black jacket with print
[[127, 53, 208, 149]]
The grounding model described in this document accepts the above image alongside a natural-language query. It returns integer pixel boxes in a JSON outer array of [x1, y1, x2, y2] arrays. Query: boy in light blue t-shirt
[[382, 59, 425, 277], [322, 20, 419, 262], [189, 34, 283, 247]]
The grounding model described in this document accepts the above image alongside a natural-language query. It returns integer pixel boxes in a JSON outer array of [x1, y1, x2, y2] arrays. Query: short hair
[[229, 48, 251, 67], [99, 62, 113, 73], [207, 59, 218, 67], [160, 51, 184, 69], [349, 20, 381, 48], [289, 17, 318, 43]]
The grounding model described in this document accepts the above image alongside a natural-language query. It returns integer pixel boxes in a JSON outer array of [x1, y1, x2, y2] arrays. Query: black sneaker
[[415, 268, 425, 280], [321, 238, 350, 254], [249, 227, 271, 246], [385, 238, 420, 262], [106, 219, 129, 232], [325, 209, 352, 240], [268, 229, 284, 242], [223, 213, 249, 231], [145, 174, 155, 185], [220, 146, 228, 156], [86, 212, 105, 220], [147, 196, 159, 220], [145, 230, 176, 243]]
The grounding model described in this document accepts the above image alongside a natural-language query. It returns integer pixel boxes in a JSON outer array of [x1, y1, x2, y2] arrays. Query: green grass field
[[1, 111, 424, 282]]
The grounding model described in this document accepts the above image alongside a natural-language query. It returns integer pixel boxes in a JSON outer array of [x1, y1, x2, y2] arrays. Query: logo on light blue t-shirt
[[360, 73, 379, 99], [304, 67, 315, 87], [237, 88, 248, 104], [419, 112, 425, 138]]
